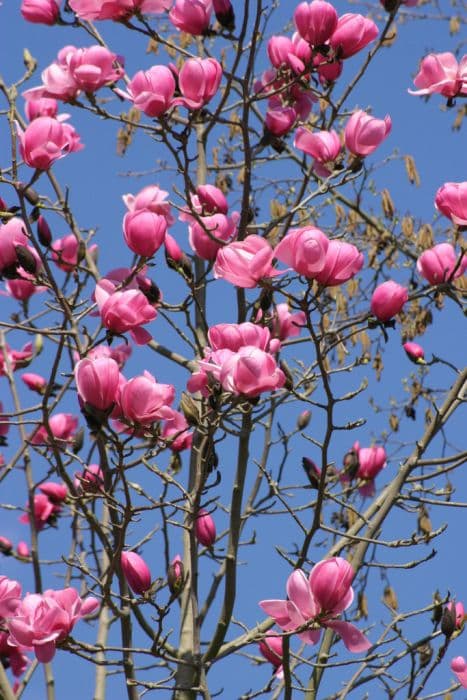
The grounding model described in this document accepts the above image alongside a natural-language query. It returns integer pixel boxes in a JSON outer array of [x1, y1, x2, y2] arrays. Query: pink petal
[[34, 641, 56, 663], [325, 620, 371, 653]]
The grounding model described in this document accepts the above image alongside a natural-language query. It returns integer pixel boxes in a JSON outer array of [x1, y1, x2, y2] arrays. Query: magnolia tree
[[0, 0, 466, 697]]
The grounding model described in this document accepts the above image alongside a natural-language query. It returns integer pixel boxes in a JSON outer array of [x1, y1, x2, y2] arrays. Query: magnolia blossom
[[214, 235, 281, 288], [313, 240, 364, 286], [7, 588, 99, 663], [260, 557, 371, 652], [194, 509, 216, 547], [122, 185, 174, 225], [356, 443, 387, 481], [121, 551, 152, 594], [416, 244, 467, 285], [86, 342, 132, 369], [121, 66, 176, 118], [25, 97, 59, 121], [0, 218, 29, 273], [434, 181, 467, 226], [294, 127, 341, 174], [0, 631, 29, 678], [75, 357, 120, 411], [17, 116, 83, 170], [51, 234, 98, 271], [174, 58, 222, 110], [187, 213, 239, 260], [38, 482, 68, 504], [0, 576, 22, 618], [451, 657, 467, 688], [329, 14, 378, 59], [265, 106, 297, 136], [123, 209, 167, 258], [31, 413, 78, 447], [272, 304, 306, 340], [258, 632, 284, 678], [403, 342, 425, 364], [160, 409, 193, 451], [0, 342, 34, 377], [21, 0, 59, 24], [294, 1, 338, 46], [370, 280, 408, 321], [117, 371, 175, 426], [18, 493, 61, 530], [345, 110, 392, 157], [274, 227, 329, 278], [199, 346, 286, 397], [169, 0, 212, 35], [208, 322, 280, 354], [409, 53, 467, 98], [95, 279, 157, 345], [74, 464, 105, 494]]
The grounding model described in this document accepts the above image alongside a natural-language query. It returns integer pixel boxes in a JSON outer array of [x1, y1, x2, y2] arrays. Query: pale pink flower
[[294, 127, 341, 171], [86, 343, 132, 369], [313, 240, 364, 286], [214, 235, 281, 288], [356, 444, 387, 481], [0, 576, 22, 617], [216, 346, 286, 396], [161, 409, 193, 451], [22, 373, 47, 394], [122, 185, 174, 225], [0, 632, 28, 678], [208, 322, 278, 353], [416, 244, 466, 285], [0, 218, 29, 273], [123, 209, 167, 257], [196, 185, 228, 215], [434, 181, 467, 226], [51, 234, 98, 272], [187, 213, 238, 261], [272, 304, 306, 340], [25, 97, 59, 121], [258, 632, 284, 678], [451, 657, 467, 688], [31, 412, 78, 446], [345, 110, 391, 157], [69, 0, 171, 20], [65, 45, 124, 93]]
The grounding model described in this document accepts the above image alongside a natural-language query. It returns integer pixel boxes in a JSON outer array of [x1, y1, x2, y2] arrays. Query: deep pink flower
[[194, 509, 216, 547], [208, 322, 278, 353], [17, 541, 31, 558], [0, 218, 29, 272], [214, 235, 281, 288], [17, 116, 83, 170], [451, 657, 467, 688], [294, 127, 341, 169], [74, 464, 105, 493], [122, 185, 174, 225], [435, 182, 467, 226], [175, 58, 222, 110], [21, 373, 47, 394], [274, 227, 329, 278], [187, 213, 238, 261], [31, 412, 78, 446], [95, 279, 157, 345], [51, 234, 98, 272], [0, 342, 33, 377], [259, 632, 283, 676], [25, 97, 59, 121], [403, 342, 425, 364], [216, 346, 286, 396], [7, 588, 98, 664], [86, 343, 132, 369], [314, 240, 364, 287], [265, 106, 297, 136], [370, 281, 408, 321], [123, 209, 167, 258], [259, 558, 371, 652], [122, 66, 176, 118], [196, 185, 228, 215], [38, 482, 68, 504], [267, 36, 305, 74], [329, 14, 379, 59], [169, 0, 212, 35], [118, 371, 175, 426], [0, 576, 22, 617], [272, 304, 306, 340], [161, 409, 193, 451], [345, 110, 391, 157], [121, 551, 152, 594], [65, 45, 124, 93], [75, 357, 120, 411], [409, 53, 467, 98], [416, 244, 467, 285], [294, 1, 338, 45], [356, 444, 387, 481], [21, 0, 59, 24], [18, 494, 59, 530]]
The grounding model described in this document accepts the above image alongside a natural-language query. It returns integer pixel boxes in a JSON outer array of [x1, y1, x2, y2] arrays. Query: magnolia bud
[[121, 551, 152, 595], [180, 392, 200, 426], [194, 509, 216, 548], [15, 245, 37, 273], [17, 541, 30, 558], [37, 215, 52, 246], [441, 602, 458, 638], [297, 410, 311, 430], [0, 536, 13, 555], [167, 555, 185, 596], [302, 457, 321, 489]]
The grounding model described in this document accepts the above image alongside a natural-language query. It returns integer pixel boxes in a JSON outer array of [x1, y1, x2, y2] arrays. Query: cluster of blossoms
[[256, 1, 379, 137], [0, 578, 98, 665], [75, 354, 192, 451], [260, 557, 371, 653]]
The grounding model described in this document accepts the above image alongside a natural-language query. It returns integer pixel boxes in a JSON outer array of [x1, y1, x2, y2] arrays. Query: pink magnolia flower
[[208, 322, 278, 353], [0, 342, 34, 376], [0, 631, 29, 678], [370, 280, 408, 321], [122, 185, 174, 225], [95, 279, 157, 345], [194, 509, 216, 547], [19, 493, 60, 530], [416, 243, 467, 285], [258, 631, 284, 677], [314, 240, 364, 287], [169, 0, 212, 35], [345, 110, 391, 157], [7, 588, 99, 663], [409, 53, 467, 98], [186, 212, 238, 261], [294, 1, 338, 46], [0, 218, 29, 273], [75, 357, 120, 411], [267, 36, 305, 74], [274, 227, 329, 278], [25, 97, 59, 121], [174, 58, 222, 110], [215, 346, 286, 396], [122, 66, 176, 118], [69, 0, 171, 20], [356, 444, 387, 481], [38, 482, 68, 504], [86, 342, 132, 369], [259, 557, 371, 652], [0, 576, 22, 617], [21, 0, 59, 24], [265, 106, 297, 136], [161, 409, 193, 451], [17, 116, 83, 170], [403, 342, 425, 364], [65, 45, 124, 93], [272, 304, 306, 340], [213, 0, 233, 26], [51, 234, 98, 272], [196, 185, 228, 215], [74, 464, 105, 493], [121, 551, 152, 595], [451, 657, 467, 688], [118, 371, 175, 426], [123, 209, 167, 258], [294, 127, 341, 173], [214, 235, 281, 288], [435, 181, 467, 226], [21, 373, 47, 394], [329, 14, 379, 59], [24, 60, 78, 102], [31, 412, 78, 446]]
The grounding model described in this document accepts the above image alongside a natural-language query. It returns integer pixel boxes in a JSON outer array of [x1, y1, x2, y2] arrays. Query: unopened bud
[[194, 509, 216, 548], [17, 541, 30, 558], [432, 589, 443, 625], [213, 0, 235, 30], [167, 555, 185, 596], [302, 457, 321, 489], [37, 215, 52, 247], [72, 427, 85, 454], [297, 410, 311, 430], [403, 341, 426, 365], [180, 392, 200, 426], [34, 333, 44, 355], [0, 536, 13, 555], [441, 603, 457, 638], [15, 245, 37, 274]]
